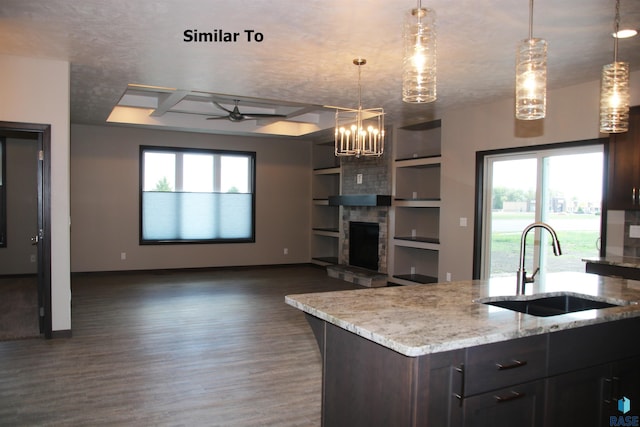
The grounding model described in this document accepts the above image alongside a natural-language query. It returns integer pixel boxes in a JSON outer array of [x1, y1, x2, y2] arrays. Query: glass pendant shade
[[515, 38, 547, 120], [402, 7, 436, 103], [600, 61, 630, 133]]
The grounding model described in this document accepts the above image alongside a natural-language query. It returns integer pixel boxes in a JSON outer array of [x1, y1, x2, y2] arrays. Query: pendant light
[[515, 0, 547, 120], [599, 0, 630, 134], [402, 0, 436, 103]]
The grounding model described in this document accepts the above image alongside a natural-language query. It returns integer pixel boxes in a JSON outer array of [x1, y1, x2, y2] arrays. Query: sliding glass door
[[480, 144, 604, 280]]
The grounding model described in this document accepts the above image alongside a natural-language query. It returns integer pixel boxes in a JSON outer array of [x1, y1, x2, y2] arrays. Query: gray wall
[[0, 137, 38, 274], [71, 124, 311, 272]]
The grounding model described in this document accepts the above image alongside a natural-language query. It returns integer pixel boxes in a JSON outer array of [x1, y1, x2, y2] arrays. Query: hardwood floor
[[0, 276, 39, 340], [0, 265, 361, 426]]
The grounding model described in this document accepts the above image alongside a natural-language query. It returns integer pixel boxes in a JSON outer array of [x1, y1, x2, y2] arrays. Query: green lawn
[[489, 213, 600, 276]]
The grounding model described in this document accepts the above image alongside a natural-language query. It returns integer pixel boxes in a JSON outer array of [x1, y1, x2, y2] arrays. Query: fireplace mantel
[[328, 194, 392, 207]]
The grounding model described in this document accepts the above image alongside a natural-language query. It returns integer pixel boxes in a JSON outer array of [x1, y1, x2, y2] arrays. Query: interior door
[[0, 122, 52, 338]]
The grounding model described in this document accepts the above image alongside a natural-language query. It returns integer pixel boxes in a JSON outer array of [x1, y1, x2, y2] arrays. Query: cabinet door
[[607, 106, 640, 210], [604, 357, 640, 419], [545, 364, 610, 427], [463, 380, 545, 427]]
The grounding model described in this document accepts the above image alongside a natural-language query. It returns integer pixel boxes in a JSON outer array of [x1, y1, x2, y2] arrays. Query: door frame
[[473, 138, 608, 280], [0, 121, 52, 338]]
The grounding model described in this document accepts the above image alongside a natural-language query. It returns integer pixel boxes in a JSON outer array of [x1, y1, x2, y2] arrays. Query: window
[[140, 146, 256, 244], [474, 140, 605, 280]]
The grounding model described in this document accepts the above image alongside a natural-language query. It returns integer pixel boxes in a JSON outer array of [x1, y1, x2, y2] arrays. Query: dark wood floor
[[0, 265, 361, 426]]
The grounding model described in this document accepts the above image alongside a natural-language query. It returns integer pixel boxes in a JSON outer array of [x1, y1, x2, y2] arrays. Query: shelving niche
[[311, 140, 341, 266], [389, 119, 442, 285]]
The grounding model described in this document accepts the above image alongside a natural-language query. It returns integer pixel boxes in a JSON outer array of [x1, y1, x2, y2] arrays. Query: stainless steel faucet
[[516, 222, 562, 295]]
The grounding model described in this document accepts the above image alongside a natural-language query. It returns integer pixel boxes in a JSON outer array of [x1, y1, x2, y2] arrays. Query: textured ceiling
[[0, 0, 639, 137]]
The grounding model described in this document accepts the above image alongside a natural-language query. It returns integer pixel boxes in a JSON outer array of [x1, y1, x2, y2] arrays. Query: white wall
[[440, 71, 640, 282], [0, 54, 71, 332]]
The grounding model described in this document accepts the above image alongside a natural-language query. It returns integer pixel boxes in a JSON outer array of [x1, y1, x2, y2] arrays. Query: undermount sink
[[478, 293, 622, 317]]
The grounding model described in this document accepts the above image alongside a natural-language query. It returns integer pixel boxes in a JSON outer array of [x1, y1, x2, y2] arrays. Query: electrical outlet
[[446, 272, 452, 281], [630, 225, 640, 238], [356, 173, 363, 184], [30, 254, 36, 263], [283, 248, 288, 255], [410, 266, 416, 275], [121, 252, 126, 260]]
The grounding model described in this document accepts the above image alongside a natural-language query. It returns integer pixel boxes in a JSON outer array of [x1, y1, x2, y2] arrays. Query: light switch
[[356, 173, 363, 184], [460, 217, 468, 227], [630, 225, 640, 238]]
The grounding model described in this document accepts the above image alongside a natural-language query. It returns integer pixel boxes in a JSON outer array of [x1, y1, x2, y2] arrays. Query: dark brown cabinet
[[305, 314, 640, 427], [607, 105, 640, 210]]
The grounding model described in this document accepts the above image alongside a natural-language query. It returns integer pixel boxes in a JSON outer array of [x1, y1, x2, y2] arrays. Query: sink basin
[[480, 294, 621, 317]]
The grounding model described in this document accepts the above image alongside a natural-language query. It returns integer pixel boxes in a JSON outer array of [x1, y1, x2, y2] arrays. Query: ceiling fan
[[207, 99, 287, 122]]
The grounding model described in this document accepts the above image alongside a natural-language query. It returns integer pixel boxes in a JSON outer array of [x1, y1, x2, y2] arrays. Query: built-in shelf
[[314, 166, 341, 175], [394, 236, 440, 244], [312, 256, 339, 266], [392, 274, 438, 285], [311, 138, 342, 267], [389, 119, 442, 285]]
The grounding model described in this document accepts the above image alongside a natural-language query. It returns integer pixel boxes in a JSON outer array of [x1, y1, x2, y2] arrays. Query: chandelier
[[599, 0, 631, 134], [335, 58, 385, 158], [402, 0, 437, 103], [515, 0, 547, 120]]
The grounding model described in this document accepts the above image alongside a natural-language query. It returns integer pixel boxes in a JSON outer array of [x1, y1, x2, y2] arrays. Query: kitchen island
[[285, 272, 640, 427], [584, 255, 640, 280]]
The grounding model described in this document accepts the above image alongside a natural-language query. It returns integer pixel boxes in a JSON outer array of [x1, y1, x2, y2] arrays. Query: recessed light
[[613, 28, 638, 38]]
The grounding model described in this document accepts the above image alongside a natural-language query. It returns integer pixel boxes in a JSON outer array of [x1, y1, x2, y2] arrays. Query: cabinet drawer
[[463, 379, 545, 427], [465, 334, 547, 396]]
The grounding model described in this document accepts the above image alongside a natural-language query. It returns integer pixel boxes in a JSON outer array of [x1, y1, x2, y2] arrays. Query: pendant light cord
[[614, 0, 620, 62], [528, 0, 534, 40]]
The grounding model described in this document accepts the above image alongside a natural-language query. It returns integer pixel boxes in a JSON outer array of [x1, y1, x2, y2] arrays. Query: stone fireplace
[[341, 207, 388, 273], [325, 154, 391, 286]]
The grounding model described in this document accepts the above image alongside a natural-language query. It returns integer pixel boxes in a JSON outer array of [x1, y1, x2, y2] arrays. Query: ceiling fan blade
[[242, 113, 288, 119], [212, 101, 233, 114]]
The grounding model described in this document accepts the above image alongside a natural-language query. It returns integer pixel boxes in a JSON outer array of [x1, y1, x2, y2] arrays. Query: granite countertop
[[583, 255, 640, 269], [285, 272, 640, 357]]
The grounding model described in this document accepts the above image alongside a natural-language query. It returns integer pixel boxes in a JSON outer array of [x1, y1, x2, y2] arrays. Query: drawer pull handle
[[496, 359, 527, 370], [454, 363, 465, 407], [495, 391, 526, 403]]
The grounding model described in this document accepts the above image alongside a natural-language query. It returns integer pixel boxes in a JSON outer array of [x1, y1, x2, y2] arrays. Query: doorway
[[474, 139, 607, 280], [0, 122, 52, 339]]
